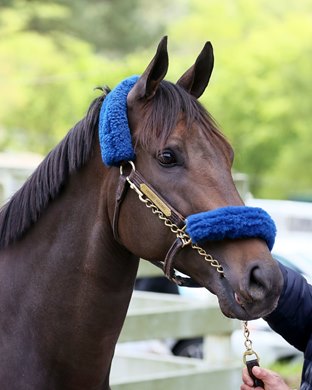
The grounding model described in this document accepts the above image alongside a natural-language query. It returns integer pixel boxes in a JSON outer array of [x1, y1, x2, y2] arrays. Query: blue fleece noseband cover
[[186, 206, 276, 250], [98, 75, 139, 166]]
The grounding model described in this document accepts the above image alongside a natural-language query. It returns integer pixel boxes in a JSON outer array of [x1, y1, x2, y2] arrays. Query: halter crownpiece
[[186, 206, 276, 250], [98, 75, 139, 166]]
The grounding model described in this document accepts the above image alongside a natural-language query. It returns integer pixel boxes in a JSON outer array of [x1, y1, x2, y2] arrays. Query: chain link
[[126, 174, 224, 275], [242, 320, 261, 365], [243, 321, 253, 351]]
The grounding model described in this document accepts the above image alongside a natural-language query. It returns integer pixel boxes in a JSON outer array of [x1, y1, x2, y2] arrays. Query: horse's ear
[[177, 42, 214, 98], [128, 36, 169, 102]]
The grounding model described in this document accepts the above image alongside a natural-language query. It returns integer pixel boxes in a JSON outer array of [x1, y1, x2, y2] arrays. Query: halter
[[113, 161, 215, 287], [100, 75, 276, 287], [112, 161, 276, 288]]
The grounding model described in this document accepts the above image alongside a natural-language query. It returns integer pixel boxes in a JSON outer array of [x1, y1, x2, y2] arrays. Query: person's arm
[[264, 263, 312, 352], [241, 366, 290, 390]]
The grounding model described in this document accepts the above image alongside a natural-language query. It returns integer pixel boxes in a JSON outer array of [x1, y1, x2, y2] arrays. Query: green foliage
[[0, 0, 165, 55], [0, 29, 143, 153], [0, 0, 312, 198], [168, 0, 312, 198], [0, 1, 164, 153]]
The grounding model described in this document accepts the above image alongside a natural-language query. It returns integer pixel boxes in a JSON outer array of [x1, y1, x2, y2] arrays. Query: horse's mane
[[0, 92, 106, 249], [0, 80, 228, 249]]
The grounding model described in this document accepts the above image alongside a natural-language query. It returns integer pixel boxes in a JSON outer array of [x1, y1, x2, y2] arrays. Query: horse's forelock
[[134, 80, 220, 151]]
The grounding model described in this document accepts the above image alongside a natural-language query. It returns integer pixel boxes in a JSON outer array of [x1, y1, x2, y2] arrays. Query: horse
[[0, 36, 283, 389]]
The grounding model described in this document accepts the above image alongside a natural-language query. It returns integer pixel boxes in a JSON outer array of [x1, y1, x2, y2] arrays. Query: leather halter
[[112, 163, 201, 287]]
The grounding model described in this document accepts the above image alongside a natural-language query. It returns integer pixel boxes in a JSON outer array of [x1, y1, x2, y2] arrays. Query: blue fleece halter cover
[[98, 76, 276, 250], [186, 206, 275, 250], [99, 75, 139, 166]]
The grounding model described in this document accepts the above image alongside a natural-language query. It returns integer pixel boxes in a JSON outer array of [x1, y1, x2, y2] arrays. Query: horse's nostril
[[247, 265, 268, 300], [250, 266, 265, 287]]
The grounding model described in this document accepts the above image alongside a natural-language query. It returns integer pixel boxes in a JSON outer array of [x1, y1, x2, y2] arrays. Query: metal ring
[[243, 350, 260, 365], [120, 161, 136, 176]]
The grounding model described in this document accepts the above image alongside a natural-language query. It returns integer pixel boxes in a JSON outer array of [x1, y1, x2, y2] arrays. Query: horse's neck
[[0, 154, 139, 389]]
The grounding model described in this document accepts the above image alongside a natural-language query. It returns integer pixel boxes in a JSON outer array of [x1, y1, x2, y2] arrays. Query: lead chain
[[123, 164, 264, 385], [243, 321, 264, 388], [243, 320, 260, 363], [243, 321, 254, 354]]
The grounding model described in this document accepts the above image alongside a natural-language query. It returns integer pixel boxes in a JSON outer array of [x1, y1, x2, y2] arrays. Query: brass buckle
[[243, 349, 260, 365]]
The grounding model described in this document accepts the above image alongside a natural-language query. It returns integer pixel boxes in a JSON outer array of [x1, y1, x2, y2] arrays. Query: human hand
[[241, 366, 291, 390]]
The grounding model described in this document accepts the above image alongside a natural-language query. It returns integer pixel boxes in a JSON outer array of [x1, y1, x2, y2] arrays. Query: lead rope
[[121, 161, 262, 387]]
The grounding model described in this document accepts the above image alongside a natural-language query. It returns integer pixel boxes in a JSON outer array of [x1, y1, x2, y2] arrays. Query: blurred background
[[1, 0, 312, 200], [1, 1, 312, 388]]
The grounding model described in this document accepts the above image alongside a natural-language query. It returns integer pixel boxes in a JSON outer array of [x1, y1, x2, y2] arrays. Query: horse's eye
[[157, 150, 177, 167]]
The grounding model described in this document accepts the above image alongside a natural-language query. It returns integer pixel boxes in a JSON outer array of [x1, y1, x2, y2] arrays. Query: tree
[[0, 0, 166, 55], [0, 0, 167, 153], [1, 0, 312, 199], [168, 0, 312, 198]]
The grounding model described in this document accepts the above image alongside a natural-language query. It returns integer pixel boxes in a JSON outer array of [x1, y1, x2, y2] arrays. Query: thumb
[[252, 366, 266, 379], [252, 366, 287, 387]]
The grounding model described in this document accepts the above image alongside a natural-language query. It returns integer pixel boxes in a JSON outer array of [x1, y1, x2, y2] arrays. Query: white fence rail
[[112, 261, 242, 389]]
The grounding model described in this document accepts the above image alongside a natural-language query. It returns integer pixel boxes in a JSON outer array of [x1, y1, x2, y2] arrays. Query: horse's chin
[[206, 276, 279, 321], [217, 293, 265, 321]]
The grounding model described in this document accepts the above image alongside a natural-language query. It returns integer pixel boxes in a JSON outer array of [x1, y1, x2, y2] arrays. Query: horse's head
[[103, 37, 283, 320]]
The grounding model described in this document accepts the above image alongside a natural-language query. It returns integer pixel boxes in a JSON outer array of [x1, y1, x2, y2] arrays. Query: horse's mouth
[[211, 276, 278, 321], [234, 292, 246, 309]]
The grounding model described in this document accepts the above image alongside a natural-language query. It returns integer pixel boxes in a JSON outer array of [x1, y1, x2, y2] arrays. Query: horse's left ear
[[177, 42, 214, 98], [128, 36, 169, 102]]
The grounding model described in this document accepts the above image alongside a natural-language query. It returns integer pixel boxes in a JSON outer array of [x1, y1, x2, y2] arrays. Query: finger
[[242, 367, 254, 386], [240, 385, 254, 390], [252, 366, 288, 388], [252, 366, 264, 377], [252, 366, 270, 381], [252, 366, 278, 381]]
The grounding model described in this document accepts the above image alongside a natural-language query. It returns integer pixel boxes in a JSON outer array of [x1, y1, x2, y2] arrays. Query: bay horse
[[0, 37, 283, 389]]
